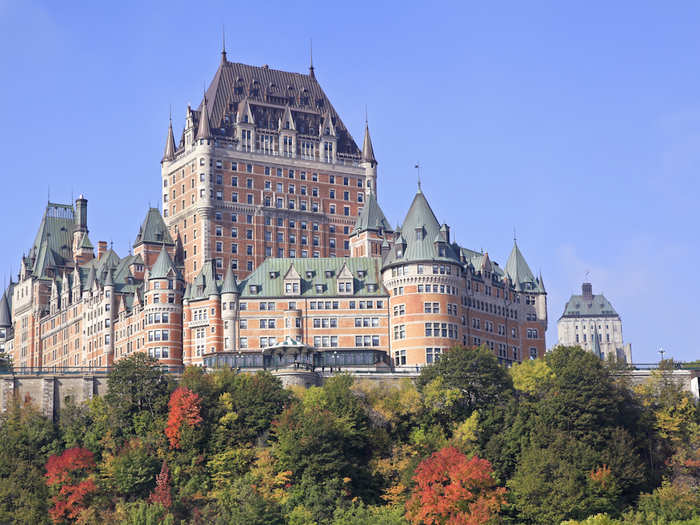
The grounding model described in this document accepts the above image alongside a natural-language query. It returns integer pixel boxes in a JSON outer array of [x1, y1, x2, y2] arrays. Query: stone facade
[[557, 282, 632, 362]]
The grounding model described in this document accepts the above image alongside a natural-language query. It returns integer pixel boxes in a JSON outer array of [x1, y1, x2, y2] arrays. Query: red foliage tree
[[45, 447, 98, 523], [149, 460, 172, 508], [165, 386, 203, 449], [406, 446, 506, 525]]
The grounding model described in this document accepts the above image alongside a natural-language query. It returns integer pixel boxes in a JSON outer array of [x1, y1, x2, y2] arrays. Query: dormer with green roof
[[133, 208, 174, 269], [349, 192, 392, 258]]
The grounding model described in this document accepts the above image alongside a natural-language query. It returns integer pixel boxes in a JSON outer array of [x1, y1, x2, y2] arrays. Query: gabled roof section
[[352, 192, 391, 235], [236, 98, 255, 125], [320, 109, 336, 136], [505, 241, 542, 292], [279, 105, 296, 131], [134, 208, 174, 247], [283, 263, 301, 280], [189, 260, 220, 300], [337, 262, 353, 280], [241, 257, 386, 298], [383, 187, 459, 266], [78, 233, 93, 250], [149, 246, 179, 280]]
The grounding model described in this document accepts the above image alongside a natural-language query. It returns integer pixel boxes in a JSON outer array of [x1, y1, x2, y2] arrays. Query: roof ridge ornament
[[309, 38, 315, 78]]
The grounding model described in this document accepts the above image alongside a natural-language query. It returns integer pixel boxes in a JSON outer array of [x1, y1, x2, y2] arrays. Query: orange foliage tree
[[45, 447, 98, 523], [165, 386, 203, 449], [406, 446, 505, 525]]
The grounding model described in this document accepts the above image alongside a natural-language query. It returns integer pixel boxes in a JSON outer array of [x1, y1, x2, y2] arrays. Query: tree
[[405, 446, 505, 525], [45, 447, 98, 523], [0, 400, 59, 524], [105, 353, 170, 439], [165, 386, 203, 449], [149, 461, 172, 509], [509, 358, 554, 395], [116, 501, 174, 525], [100, 439, 160, 499], [416, 346, 514, 430]]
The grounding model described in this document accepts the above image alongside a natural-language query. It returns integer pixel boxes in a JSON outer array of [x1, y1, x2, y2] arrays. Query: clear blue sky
[[1, 1, 698, 362]]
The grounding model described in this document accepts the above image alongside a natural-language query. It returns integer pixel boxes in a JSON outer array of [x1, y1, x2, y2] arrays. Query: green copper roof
[[134, 208, 173, 247], [352, 192, 391, 235], [383, 187, 459, 267], [241, 257, 386, 299], [149, 246, 180, 280], [220, 265, 238, 294], [189, 260, 220, 300], [560, 293, 619, 319], [29, 202, 75, 277], [505, 241, 543, 292], [78, 233, 93, 250]]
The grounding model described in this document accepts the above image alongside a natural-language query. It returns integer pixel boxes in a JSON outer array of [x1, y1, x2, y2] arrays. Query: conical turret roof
[[361, 123, 376, 164], [221, 264, 239, 294], [197, 96, 212, 139], [0, 291, 11, 328], [150, 245, 179, 280], [163, 118, 176, 161], [352, 192, 390, 235]]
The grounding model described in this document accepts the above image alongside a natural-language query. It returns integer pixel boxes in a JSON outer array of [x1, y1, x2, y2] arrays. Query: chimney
[[98, 241, 107, 260], [74, 194, 88, 232], [582, 282, 593, 300]]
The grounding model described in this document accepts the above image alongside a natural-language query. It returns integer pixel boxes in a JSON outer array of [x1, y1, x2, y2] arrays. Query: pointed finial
[[309, 38, 315, 78], [221, 25, 227, 63], [513, 227, 517, 244], [364, 104, 368, 125], [415, 163, 421, 191]]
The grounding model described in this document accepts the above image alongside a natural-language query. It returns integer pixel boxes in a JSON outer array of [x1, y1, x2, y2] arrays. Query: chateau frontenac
[[0, 52, 547, 371]]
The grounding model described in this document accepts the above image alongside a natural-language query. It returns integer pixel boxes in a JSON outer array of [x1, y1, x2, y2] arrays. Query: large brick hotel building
[[0, 50, 547, 371]]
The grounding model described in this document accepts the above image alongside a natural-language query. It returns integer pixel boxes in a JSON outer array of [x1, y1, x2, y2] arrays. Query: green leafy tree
[[105, 353, 171, 440], [331, 500, 407, 525], [100, 439, 160, 499], [116, 501, 174, 525], [0, 400, 59, 524], [416, 346, 514, 430]]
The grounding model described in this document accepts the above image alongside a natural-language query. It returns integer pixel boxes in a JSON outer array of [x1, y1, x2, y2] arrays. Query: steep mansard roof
[[383, 187, 460, 267], [361, 123, 376, 164], [189, 260, 221, 300], [133, 208, 173, 247], [505, 241, 544, 293], [29, 203, 75, 278], [184, 60, 360, 156], [560, 293, 619, 319], [241, 257, 386, 299], [352, 192, 391, 235]]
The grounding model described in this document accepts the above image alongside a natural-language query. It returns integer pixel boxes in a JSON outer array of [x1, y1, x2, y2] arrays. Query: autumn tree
[[405, 446, 505, 525], [149, 461, 172, 509], [45, 447, 98, 523], [165, 386, 203, 449]]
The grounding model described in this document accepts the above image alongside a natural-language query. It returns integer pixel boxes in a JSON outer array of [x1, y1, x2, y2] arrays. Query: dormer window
[[315, 283, 324, 293], [306, 270, 314, 278], [284, 281, 300, 295], [269, 271, 278, 279], [367, 283, 377, 292], [249, 284, 260, 293], [337, 280, 353, 295], [325, 270, 333, 278], [358, 270, 367, 278]]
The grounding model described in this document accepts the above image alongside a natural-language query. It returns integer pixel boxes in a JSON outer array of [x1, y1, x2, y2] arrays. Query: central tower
[[161, 51, 377, 282]]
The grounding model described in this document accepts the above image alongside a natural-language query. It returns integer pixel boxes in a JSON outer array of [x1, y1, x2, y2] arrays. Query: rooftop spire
[[197, 93, 212, 140], [162, 111, 176, 161], [361, 118, 376, 165], [309, 38, 315, 78], [221, 25, 227, 64], [415, 163, 422, 192]]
